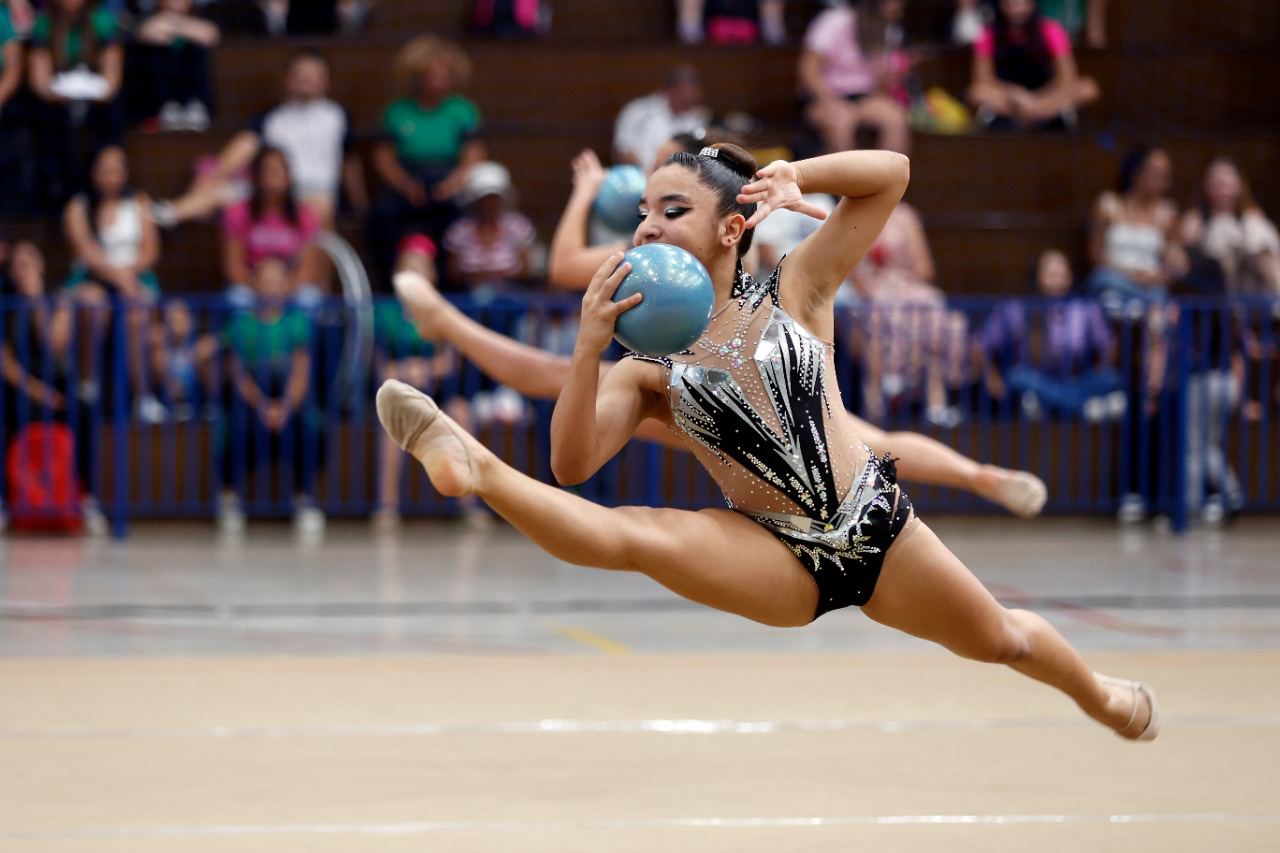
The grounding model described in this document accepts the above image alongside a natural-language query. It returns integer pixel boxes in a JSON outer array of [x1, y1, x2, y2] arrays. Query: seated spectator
[[954, 0, 1107, 47], [0, 0, 35, 214], [1038, 0, 1107, 47], [966, 0, 1098, 130], [675, 0, 786, 45], [26, 0, 125, 207], [442, 162, 536, 295], [1, 239, 109, 533], [207, 0, 368, 36], [150, 297, 219, 421], [2, 240, 72, 420], [372, 241, 487, 530], [798, 0, 912, 154], [1179, 157, 1280, 297], [366, 35, 485, 285], [153, 50, 365, 228], [130, 0, 219, 131], [472, 0, 546, 37], [221, 146, 325, 307], [4, 0, 32, 34], [442, 162, 538, 423], [612, 64, 710, 172], [218, 257, 324, 534], [1085, 145, 1187, 315], [978, 248, 1123, 421], [849, 201, 967, 427], [62, 145, 167, 423]]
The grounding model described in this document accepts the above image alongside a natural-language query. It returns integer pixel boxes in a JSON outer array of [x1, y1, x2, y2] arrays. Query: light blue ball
[[612, 244, 715, 357], [593, 165, 647, 235]]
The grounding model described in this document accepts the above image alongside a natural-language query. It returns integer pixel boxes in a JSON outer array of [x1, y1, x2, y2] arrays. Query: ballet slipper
[[977, 466, 1048, 518], [1095, 673, 1161, 741], [392, 269, 448, 341], [376, 379, 479, 497]]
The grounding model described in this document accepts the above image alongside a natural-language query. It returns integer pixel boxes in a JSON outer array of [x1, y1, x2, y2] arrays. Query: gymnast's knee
[[968, 617, 1032, 665]]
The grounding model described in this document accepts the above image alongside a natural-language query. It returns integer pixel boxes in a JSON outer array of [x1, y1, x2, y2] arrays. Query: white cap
[[457, 162, 512, 205]]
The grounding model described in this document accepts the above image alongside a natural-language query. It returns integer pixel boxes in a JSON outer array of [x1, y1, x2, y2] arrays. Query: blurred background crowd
[[0, 0, 1276, 534]]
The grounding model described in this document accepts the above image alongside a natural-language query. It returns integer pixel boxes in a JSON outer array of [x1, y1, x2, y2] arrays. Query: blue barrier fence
[[0, 292, 1276, 535]]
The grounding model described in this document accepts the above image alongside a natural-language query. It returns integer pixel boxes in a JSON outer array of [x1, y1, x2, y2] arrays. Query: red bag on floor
[[7, 423, 83, 532]]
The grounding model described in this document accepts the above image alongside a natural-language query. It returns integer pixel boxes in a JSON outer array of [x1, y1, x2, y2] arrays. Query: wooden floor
[[1, 519, 1278, 851]]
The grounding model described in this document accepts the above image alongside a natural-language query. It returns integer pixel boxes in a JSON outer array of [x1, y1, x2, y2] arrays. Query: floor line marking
[[547, 622, 631, 656], [3, 713, 1277, 741], [5, 812, 1280, 839]]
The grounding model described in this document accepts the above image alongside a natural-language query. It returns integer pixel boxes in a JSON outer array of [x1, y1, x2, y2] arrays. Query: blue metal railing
[[0, 293, 1276, 534]]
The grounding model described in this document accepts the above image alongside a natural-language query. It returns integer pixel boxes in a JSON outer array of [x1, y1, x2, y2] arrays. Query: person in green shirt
[[220, 257, 325, 532], [26, 0, 124, 207], [366, 35, 487, 287]]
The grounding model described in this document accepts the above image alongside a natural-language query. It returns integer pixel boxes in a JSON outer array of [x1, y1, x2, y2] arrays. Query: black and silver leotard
[[629, 265, 917, 618]]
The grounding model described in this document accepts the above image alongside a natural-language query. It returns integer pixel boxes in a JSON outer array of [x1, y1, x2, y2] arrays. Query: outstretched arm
[[741, 151, 908, 331], [547, 149, 629, 290]]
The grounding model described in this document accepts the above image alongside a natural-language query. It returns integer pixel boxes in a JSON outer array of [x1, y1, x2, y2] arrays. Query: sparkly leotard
[[629, 264, 917, 619]]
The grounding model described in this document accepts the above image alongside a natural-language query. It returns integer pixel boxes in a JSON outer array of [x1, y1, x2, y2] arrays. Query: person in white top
[[612, 65, 711, 171], [1180, 157, 1280, 296], [1086, 146, 1186, 314], [152, 50, 367, 229], [62, 146, 168, 422]]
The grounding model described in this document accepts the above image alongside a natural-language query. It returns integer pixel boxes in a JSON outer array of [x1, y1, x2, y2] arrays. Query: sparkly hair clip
[[698, 146, 719, 158]]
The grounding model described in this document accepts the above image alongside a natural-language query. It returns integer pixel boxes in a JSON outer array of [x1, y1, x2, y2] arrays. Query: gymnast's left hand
[[738, 160, 830, 229]]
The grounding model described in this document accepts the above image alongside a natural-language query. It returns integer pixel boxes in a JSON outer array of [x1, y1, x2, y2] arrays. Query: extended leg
[[377, 380, 819, 626], [861, 522, 1157, 739], [849, 415, 1046, 517]]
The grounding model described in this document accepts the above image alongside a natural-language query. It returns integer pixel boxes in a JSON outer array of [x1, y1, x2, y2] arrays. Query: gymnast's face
[[634, 164, 737, 268]]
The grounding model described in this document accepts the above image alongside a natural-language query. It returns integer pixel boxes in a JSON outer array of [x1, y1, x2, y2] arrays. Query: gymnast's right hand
[[576, 251, 640, 355]]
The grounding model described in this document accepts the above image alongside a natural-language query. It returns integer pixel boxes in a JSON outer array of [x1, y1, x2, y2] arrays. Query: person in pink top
[[799, 0, 912, 155], [966, 0, 1098, 130], [222, 146, 325, 306]]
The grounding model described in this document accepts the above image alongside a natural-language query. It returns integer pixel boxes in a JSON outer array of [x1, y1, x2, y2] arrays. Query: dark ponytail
[[665, 142, 759, 258]]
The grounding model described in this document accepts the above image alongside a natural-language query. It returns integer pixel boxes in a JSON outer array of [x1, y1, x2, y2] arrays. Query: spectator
[[0, 0, 35, 213], [62, 145, 167, 423], [472, 0, 546, 37], [1, 239, 109, 533], [1179, 157, 1280, 297], [131, 0, 219, 131], [442, 161, 538, 423], [849, 202, 967, 427], [1176, 301, 1246, 525], [26, 0, 125, 207], [441, 162, 536, 294], [150, 297, 219, 421], [5, 0, 33, 34], [675, 0, 786, 45], [219, 257, 324, 534], [965, 0, 1098, 131], [1038, 0, 1107, 48], [366, 35, 485, 286], [977, 248, 1123, 421], [1086, 145, 1187, 316], [207, 0, 367, 36], [372, 242, 487, 530], [612, 64, 710, 173], [153, 50, 366, 228], [798, 0, 912, 155], [221, 146, 325, 308]]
